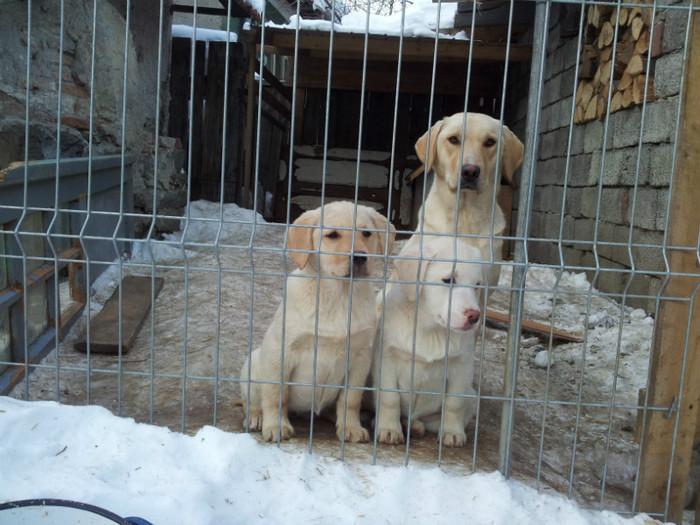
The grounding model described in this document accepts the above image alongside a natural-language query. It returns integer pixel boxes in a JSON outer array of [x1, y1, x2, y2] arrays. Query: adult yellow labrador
[[240, 201, 395, 443], [410, 112, 524, 288]]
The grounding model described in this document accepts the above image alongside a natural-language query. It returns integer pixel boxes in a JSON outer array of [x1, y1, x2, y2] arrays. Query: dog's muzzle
[[352, 251, 368, 277], [460, 164, 481, 191]]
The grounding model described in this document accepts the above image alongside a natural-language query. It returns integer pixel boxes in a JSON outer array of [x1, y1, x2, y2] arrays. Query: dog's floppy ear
[[287, 208, 320, 270], [415, 119, 444, 176], [500, 125, 524, 186], [396, 243, 433, 301], [368, 209, 396, 256]]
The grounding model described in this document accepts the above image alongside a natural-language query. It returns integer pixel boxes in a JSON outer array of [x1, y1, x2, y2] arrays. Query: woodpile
[[574, 2, 664, 124]]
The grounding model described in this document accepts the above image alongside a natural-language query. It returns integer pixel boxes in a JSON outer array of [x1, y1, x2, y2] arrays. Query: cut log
[[578, 81, 594, 109], [631, 15, 645, 40], [622, 88, 634, 108], [610, 90, 624, 113], [574, 105, 586, 125], [598, 21, 615, 49], [635, 30, 650, 55], [624, 54, 646, 76], [596, 95, 606, 120], [585, 95, 601, 121], [628, 7, 642, 25], [633, 74, 655, 105], [619, 71, 634, 91], [588, 4, 601, 29]]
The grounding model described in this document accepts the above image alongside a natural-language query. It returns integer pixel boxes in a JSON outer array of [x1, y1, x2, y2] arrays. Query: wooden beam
[[636, 3, 700, 522], [242, 27, 532, 63], [485, 309, 584, 343]]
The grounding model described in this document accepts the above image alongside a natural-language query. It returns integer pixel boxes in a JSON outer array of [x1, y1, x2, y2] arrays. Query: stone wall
[[0, 0, 184, 236], [509, 3, 687, 311]]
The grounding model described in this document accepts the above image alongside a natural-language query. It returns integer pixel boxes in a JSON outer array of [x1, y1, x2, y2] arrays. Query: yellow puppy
[[410, 112, 524, 287], [240, 201, 395, 443]]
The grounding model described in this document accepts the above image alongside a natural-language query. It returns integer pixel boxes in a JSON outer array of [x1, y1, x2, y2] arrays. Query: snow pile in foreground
[[0, 397, 666, 525]]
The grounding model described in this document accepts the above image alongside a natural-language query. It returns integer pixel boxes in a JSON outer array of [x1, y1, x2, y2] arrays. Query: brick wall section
[[510, 4, 687, 311]]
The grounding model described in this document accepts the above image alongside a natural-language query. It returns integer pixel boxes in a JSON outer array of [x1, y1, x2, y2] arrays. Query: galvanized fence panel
[[1, 0, 698, 523]]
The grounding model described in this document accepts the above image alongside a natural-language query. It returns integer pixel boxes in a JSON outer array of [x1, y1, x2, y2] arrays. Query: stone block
[[579, 186, 601, 219], [543, 73, 563, 107], [649, 144, 674, 187], [642, 97, 679, 144], [662, 8, 689, 54], [611, 108, 643, 149], [654, 51, 684, 99], [584, 121, 604, 153], [531, 184, 564, 214], [564, 153, 592, 188], [631, 229, 665, 273], [629, 187, 659, 231]]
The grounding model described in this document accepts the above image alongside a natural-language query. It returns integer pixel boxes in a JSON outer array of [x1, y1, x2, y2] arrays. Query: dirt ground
[[10, 206, 659, 514]]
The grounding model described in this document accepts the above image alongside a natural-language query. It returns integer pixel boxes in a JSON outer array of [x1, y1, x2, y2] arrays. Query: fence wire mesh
[[1, 0, 699, 522]]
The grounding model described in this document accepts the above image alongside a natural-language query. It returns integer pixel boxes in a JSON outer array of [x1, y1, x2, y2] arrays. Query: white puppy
[[372, 237, 484, 447], [241, 201, 395, 443]]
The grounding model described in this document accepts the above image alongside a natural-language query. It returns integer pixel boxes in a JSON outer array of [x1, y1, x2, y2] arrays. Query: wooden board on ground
[[75, 276, 164, 354], [486, 308, 584, 343]]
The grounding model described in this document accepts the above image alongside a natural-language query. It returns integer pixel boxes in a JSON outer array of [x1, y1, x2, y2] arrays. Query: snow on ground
[[0, 396, 666, 525], [270, 0, 462, 39]]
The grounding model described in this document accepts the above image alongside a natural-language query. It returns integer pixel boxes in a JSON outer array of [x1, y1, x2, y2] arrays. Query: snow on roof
[[171, 24, 239, 42], [270, 0, 468, 40]]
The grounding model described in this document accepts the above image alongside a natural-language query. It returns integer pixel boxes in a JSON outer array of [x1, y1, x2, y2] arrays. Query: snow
[[0, 396, 666, 525], [271, 0, 463, 39], [3, 200, 681, 523], [171, 24, 238, 43]]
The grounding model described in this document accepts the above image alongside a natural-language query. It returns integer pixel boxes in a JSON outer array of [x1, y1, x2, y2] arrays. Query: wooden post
[[636, 3, 700, 522], [243, 41, 257, 209]]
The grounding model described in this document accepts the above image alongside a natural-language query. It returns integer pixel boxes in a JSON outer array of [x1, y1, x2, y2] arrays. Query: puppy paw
[[441, 430, 467, 448], [405, 418, 425, 437], [377, 427, 405, 445], [338, 423, 370, 443], [247, 410, 263, 431], [262, 419, 295, 442]]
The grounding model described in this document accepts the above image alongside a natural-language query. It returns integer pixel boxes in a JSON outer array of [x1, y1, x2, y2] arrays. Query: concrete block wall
[[510, 3, 688, 311]]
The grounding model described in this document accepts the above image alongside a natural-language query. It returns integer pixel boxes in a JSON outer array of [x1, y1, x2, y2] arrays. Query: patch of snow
[[171, 24, 238, 42], [0, 397, 668, 525]]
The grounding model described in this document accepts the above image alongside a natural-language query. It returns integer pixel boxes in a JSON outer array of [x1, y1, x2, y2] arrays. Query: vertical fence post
[[636, 2, 700, 522], [498, 0, 549, 476]]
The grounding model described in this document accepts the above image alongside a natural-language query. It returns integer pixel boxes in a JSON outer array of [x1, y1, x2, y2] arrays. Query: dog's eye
[[484, 138, 496, 147], [326, 231, 339, 239], [362, 231, 372, 237], [448, 136, 460, 145], [442, 276, 454, 284]]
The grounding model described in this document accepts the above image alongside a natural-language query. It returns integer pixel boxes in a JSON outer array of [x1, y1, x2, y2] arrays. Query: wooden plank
[[243, 27, 532, 63], [636, 3, 700, 521], [243, 43, 256, 209], [200, 41, 228, 202], [485, 309, 584, 343], [74, 276, 164, 355]]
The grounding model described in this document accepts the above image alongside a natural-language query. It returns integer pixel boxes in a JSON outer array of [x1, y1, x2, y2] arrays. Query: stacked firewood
[[574, 2, 664, 124]]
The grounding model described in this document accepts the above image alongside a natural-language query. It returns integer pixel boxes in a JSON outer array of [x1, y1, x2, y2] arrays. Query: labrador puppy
[[372, 237, 484, 447], [409, 112, 523, 288], [241, 201, 395, 443]]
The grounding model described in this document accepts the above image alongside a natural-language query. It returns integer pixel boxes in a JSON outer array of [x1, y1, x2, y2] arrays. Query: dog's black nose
[[353, 251, 368, 265], [460, 164, 481, 189]]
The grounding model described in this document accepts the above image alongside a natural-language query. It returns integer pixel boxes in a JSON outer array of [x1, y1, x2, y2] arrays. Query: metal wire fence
[[1, 0, 699, 523]]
